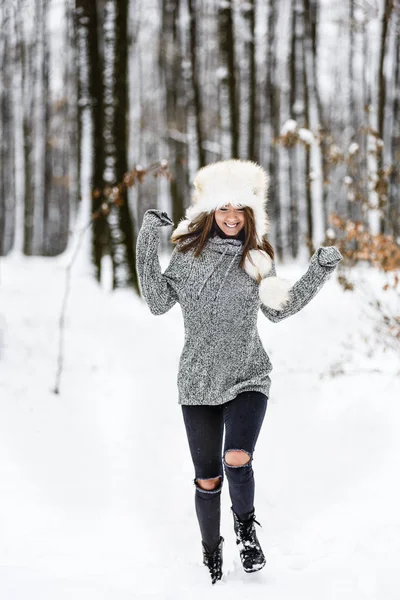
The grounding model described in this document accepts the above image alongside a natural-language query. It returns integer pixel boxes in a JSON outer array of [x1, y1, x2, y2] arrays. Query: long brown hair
[[171, 207, 274, 279]]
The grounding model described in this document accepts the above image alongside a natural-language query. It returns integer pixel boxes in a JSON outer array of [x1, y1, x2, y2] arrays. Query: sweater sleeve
[[136, 209, 180, 315], [260, 246, 343, 323]]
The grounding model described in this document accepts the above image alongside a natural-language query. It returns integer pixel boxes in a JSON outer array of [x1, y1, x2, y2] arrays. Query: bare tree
[[0, 2, 16, 255], [187, 0, 205, 167], [30, 0, 49, 255], [76, 0, 109, 281], [2, 0, 399, 273], [265, 0, 283, 259], [305, 0, 330, 231], [287, 0, 300, 258], [14, 0, 35, 255], [302, 0, 314, 255], [377, 0, 394, 234], [159, 0, 189, 226], [113, 0, 137, 289], [242, 0, 257, 161], [218, 0, 238, 158], [389, 8, 400, 240]]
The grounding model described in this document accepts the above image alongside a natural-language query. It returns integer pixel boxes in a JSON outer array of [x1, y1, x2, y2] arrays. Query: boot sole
[[243, 559, 266, 573]]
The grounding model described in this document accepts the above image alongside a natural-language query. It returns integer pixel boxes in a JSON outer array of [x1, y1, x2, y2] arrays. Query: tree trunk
[[43, 18, 52, 254], [360, 9, 371, 229], [76, 0, 109, 281], [187, 0, 205, 167], [218, 2, 239, 158], [306, 0, 329, 232], [288, 0, 299, 259], [67, 0, 79, 230], [265, 0, 283, 259], [389, 13, 400, 240], [16, 0, 35, 256], [113, 0, 137, 289], [243, 0, 257, 161], [31, 0, 48, 255], [348, 0, 356, 220], [302, 0, 314, 256], [159, 0, 189, 228], [0, 4, 15, 255], [377, 0, 394, 234]]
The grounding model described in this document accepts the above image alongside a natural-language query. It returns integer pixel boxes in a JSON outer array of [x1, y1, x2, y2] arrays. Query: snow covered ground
[[0, 252, 399, 599]]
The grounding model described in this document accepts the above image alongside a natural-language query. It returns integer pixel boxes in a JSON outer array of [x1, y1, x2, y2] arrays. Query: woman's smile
[[215, 204, 245, 236]]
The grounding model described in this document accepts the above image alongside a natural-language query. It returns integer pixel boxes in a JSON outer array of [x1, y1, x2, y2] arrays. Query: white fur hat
[[172, 159, 270, 245], [171, 159, 291, 310]]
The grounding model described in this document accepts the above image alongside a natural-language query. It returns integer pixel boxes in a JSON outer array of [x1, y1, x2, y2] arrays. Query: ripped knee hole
[[224, 449, 251, 467], [195, 476, 222, 491]]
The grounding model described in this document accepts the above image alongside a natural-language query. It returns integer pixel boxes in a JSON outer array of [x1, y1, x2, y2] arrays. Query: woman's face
[[214, 204, 245, 236]]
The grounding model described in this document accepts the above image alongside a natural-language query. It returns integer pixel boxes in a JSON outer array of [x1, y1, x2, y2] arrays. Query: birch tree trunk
[[306, 0, 329, 232], [31, 0, 47, 255], [265, 0, 283, 258], [288, 0, 299, 258], [76, 0, 109, 281]]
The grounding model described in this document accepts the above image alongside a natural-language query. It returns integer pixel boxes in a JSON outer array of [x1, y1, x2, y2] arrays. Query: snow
[[216, 66, 229, 80], [1, 253, 400, 599], [298, 128, 314, 146], [325, 228, 336, 240], [280, 119, 298, 136], [348, 143, 360, 156]]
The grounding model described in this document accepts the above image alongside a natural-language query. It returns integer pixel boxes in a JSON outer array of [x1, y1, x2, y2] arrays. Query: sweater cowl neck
[[206, 235, 244, 256]]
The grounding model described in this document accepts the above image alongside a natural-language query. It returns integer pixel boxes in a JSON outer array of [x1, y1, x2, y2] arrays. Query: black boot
[[201, 535, 224, 584], [231, 507, 266, 573]]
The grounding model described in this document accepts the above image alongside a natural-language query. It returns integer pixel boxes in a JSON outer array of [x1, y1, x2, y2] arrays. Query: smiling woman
[[214, 205, 246, 237], [135, 158, 343, 584]]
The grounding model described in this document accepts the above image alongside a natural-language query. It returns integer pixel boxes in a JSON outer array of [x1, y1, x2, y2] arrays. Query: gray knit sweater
[[136, 209, 343, 406]]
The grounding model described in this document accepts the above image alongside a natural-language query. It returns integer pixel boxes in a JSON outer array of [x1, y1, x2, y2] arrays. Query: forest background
[[1, 0, 399, 292], [1, 2, 400, 597]]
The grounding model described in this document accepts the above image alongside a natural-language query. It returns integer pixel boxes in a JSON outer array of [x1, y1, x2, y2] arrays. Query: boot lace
[[234, 513, 265, 568], [202, 538, 223, 584], [237, 515, 261, 545]]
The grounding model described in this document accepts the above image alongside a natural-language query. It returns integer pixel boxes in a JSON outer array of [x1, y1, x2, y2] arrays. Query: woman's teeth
[[226, 223, 238, 228]]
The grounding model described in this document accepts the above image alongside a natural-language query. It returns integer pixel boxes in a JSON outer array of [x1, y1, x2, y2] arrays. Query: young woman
[[136, 159, 343, 584]]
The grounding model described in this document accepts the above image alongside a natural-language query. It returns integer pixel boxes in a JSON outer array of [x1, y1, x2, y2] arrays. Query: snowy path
[[0, 256, 399, 599]]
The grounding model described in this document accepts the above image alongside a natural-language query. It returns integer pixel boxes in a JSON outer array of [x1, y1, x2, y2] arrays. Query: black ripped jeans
[[181, 391, 268, 553]]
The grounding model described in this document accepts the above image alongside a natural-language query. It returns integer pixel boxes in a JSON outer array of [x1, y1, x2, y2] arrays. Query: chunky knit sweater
[[136, 209, 343, 406]]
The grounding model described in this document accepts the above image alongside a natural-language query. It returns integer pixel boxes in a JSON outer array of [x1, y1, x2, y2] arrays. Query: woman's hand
[[144, 209, 174, 227], [317, 246, 343, 268]]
